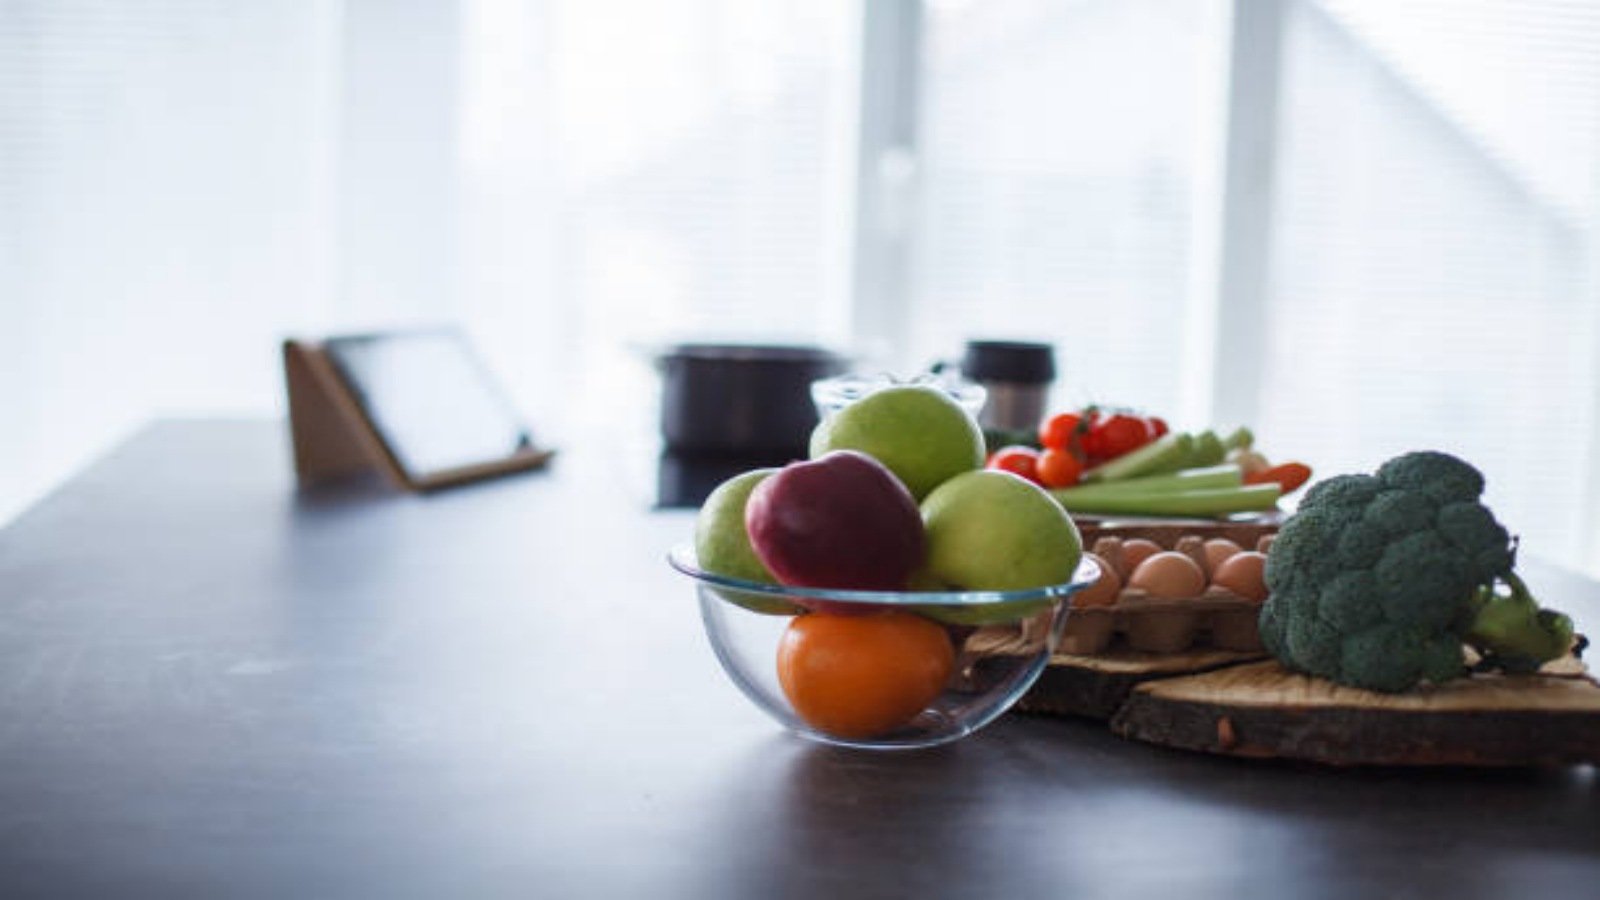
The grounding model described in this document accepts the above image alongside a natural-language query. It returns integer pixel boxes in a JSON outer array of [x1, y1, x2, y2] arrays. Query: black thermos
[[959, 341, 1057, 433]]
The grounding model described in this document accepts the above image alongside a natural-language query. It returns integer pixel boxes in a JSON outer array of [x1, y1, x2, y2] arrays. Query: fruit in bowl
[[745, 450, 924, 592], [810, 384, 986, 501], [674, 376, 1096, 749], [669, 545, 1098, 749]]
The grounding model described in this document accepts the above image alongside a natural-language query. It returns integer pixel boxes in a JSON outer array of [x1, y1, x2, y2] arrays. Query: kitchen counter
[[0, 420, 1595, 898]]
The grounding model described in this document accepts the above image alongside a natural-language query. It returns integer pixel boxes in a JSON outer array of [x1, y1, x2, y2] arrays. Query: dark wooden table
[[1, 421, 1596, 898]]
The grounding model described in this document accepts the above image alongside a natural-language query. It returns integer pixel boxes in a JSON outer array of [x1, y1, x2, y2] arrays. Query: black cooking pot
[[657, 344, 848, 455]]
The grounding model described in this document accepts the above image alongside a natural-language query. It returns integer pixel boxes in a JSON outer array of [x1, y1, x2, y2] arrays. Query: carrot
[[1245, 461, 1312, 495]]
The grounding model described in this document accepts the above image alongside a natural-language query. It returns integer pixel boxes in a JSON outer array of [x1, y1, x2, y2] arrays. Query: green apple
[[694, 469, 801, 615], [809, 385, 984, 501], [915, 470, 1083, 624]]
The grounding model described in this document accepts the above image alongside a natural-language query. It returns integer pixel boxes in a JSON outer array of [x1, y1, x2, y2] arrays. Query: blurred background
[[4, 0, 1600, 576]]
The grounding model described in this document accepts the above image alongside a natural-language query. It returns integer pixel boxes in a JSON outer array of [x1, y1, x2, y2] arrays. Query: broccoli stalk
[[1463, 572, 1575, 674]]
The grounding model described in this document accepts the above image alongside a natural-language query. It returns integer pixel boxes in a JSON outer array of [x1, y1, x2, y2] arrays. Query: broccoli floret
[[1339, 625, 1464, 693], [1373, 531, 1477, 632], [1261, 450, 1577, 692], [1376, 450, 1486, 504], [1435, 501, 1512, 582], [1362, 489, 1436, 538], [1300, 472, 1382, 514], [1258, 597, 1287, 660], [1335, 518, 1389, 570], [1317, 570, 1383, 633], [1286, 613, 1343, 680]]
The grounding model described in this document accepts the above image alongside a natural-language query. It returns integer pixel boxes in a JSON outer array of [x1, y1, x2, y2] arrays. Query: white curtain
[[6, 0, 1600, 576], [1259, 0, 1600, 569]]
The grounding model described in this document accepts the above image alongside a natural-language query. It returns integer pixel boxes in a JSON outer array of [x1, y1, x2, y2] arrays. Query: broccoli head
[[1259, 450, 1576, 692]]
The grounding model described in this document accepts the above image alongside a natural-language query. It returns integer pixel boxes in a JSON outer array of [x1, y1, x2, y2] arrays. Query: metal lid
[[960, 340, 1056, 385]]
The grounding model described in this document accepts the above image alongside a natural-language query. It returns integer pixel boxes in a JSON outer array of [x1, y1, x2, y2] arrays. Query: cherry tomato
[[1084, 413, 1154, 462], [986, 445, 1041, 483], [1038, 412, 1085, 453], [1148, 416, 1169, 438], [1035, 447, 1083, 488]]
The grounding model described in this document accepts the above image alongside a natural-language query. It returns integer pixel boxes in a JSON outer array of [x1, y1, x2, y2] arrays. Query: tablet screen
[[322, 330, 535, 479]]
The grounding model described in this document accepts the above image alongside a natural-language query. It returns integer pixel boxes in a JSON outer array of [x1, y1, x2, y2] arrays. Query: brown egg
[[1212, 551, 1268, 602], [1127, 551, 1207, 599], [1120, 539, 1163, 580], [1072, 552, 1123, 608], [1203, 538, 1242, 574]]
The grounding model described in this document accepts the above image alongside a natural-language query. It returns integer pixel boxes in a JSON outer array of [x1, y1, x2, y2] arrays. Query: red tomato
[[1037, 412, 1084, 453], [1036, 448, 1083, 488], [1148, 416, 1169, 438], [1084, 413, 1153, 462], [986, 446, 1040, 483]]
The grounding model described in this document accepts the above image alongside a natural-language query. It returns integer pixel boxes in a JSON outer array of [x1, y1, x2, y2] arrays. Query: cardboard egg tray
[[1060, 520, 1281, 656]]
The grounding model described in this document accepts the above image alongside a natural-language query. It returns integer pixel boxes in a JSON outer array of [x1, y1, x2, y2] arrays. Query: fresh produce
[[690, 380, 1096, 740], [694, 468, 803, 615], [1127, 552, 1207, 599], [1120, 538, 1162, 575], [1038, 411, 1088, 455], [1203, 538, 1243, 572], [695, 469, 779, 584], [1002, 403, 1311, 519], [1035, 447, 1083, 488], [1073, 552, 1122, 608], [1246, 462, 1313, 494], [1053, 483, 1281, 518], [987, 445, 1040, 482], [1259, 450, 1577, 692], [1211, 551, 1267, 602], [809, 384, 985, 500], [1059, 463, 1243, 499], [1081, 432, 1195, 483], [745, 450, 925, 591], [777, 610, 954, 740], [1082, 411, 1155, 462], [920, 470, 1084, 594]]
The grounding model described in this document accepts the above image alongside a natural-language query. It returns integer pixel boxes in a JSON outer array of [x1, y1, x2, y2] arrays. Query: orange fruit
[[776, 610, 955, 739]]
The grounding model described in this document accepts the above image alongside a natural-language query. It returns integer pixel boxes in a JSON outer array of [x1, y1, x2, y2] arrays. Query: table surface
[[1, 421, 1596, 899]]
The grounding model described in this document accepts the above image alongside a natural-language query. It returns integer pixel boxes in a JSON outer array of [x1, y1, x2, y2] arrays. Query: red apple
[[745, 450, 925, 591]]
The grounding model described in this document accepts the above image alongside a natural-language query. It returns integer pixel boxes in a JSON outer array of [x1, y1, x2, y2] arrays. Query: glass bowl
[[811, 371, 987, 420], [668, 545, 1101, 750]]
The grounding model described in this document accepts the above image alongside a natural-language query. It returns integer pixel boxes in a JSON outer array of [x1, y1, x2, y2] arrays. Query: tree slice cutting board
[[1108, 659, 1600, 767], [1011, 646, 1268, 720]]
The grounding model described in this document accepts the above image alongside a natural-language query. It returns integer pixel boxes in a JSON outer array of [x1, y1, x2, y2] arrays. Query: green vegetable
[[1222, 426, 1254, 452], [1051, 464, 1242, 502], [1052, 483, 1280, 517], [1080, 432, 1193, 482], [1259, 450, 1577, 692], [1463, 573, 1576, 674], [1186, 430, 1226, 468]]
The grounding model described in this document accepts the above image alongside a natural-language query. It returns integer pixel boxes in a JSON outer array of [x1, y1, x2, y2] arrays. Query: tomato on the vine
[[986, 445, 1041, 483], [1035, 447, 1083, 488], [1083, 413, 1154, 462], [1038, 412, 1086, 453]]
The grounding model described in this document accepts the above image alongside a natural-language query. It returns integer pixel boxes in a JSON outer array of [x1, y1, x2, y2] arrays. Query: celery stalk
[[1054, 483, 1281, 517], [1050, 465, 1242, 503], [1081, 432, 1194, 483]]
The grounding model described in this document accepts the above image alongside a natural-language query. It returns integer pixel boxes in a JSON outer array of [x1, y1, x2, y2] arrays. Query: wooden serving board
[[1011, 646, 1268, 719], [1108, 659, 1600, 767], [977, 626, 1600, 766]]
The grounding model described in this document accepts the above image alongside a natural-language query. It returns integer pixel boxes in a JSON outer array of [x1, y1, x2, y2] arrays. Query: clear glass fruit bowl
[[668, 545, 1101, 750]]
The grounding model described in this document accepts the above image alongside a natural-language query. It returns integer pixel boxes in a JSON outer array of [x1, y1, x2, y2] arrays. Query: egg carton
[[1059, 531, 1279, 656]]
